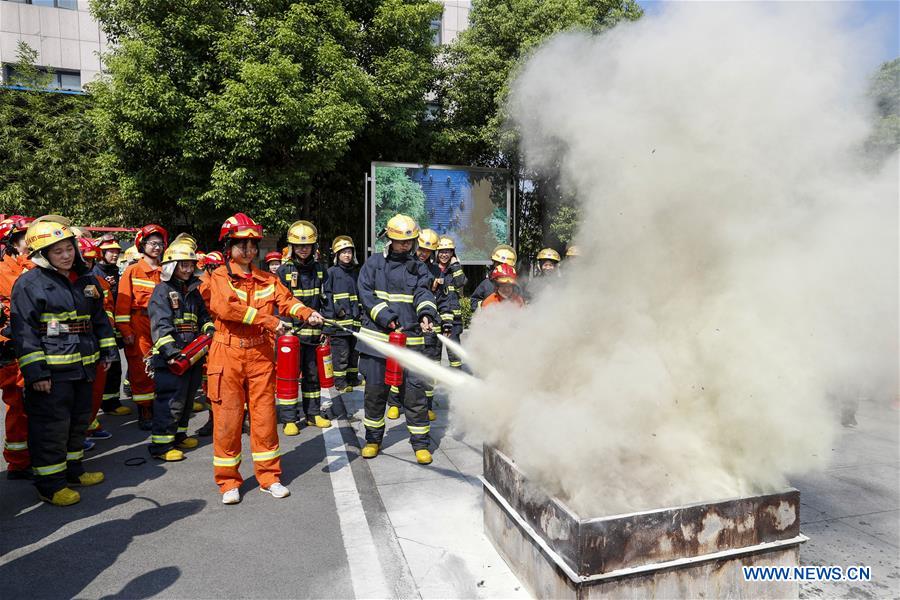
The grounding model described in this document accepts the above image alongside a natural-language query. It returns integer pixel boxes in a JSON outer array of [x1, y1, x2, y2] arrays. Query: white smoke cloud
[[451, 2, 899, 515]]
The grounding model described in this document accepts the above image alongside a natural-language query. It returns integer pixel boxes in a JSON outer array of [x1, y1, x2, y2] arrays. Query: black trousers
[[444, 330, 464, 369], [100, 357, 123, 412], [24, 377, 93, 497], [360, 352, 430, 451], [149, 364, 202, 456], [330, 335, 357, 391], [278, 344, 321, 423]]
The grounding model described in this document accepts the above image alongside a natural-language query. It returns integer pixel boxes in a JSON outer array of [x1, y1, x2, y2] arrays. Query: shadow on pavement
[[0, 499, 204, 599], [98, 566, 181, 600]]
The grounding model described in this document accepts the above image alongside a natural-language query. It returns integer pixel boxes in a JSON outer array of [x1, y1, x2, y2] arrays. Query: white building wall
[[439, 0, 471, 44], [0, 0, 106, 89]]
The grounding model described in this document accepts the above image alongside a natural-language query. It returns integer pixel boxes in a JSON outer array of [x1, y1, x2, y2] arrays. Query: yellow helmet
[[565, 245, 579, 257], [25, 215, 75, 255], [386, 214, 419, 241], [287, 220, 318, 245], [437, 236, 456, 251], [537, 248, 561, 262], [122, 246, 140, 263], [332, 235, 354, 254], [162, 233, 199, 263], [418, 229, 439, 251], [491, 244, 517, 266]]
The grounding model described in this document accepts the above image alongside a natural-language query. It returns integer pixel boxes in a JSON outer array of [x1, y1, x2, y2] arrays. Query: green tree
[[0, 43, 126, 222], [433, 0, 641, 259], [90, 0, 443, 244], [373, 167, 428, 249], [866, 58, 900, 164]]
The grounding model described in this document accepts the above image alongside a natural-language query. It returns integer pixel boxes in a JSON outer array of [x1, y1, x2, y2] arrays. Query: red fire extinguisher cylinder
[[384, 331, 407, 387], [317, 340, 335, 388], [277, 330, 300, 407]]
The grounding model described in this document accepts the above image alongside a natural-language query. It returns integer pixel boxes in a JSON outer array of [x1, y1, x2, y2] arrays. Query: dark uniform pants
[[360, 352, 430, 451], [445, 330, 464, 369], [278, 344, 322, 424], [149, 364, 202, 456], [101, 355, 123, 412], [24, 378, 92, 497], [330, 334, 357, 391]]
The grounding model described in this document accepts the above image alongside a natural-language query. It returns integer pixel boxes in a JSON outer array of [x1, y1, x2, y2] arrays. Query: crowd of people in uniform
[[0, 211, 576, 506]]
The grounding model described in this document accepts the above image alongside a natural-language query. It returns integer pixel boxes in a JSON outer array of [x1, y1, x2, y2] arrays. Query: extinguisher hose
[[322, 318, 354, 335]]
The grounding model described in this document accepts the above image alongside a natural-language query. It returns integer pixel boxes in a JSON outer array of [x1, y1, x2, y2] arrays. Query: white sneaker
[[222, 488, 241, 505], [261, 482, 290, 498]]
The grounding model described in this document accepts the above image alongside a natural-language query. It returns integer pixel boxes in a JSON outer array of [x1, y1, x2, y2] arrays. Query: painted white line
[[321, 396, 393, 600]]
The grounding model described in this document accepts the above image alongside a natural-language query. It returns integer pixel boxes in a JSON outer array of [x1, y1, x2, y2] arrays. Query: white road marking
[[321, 395, 393, 600]]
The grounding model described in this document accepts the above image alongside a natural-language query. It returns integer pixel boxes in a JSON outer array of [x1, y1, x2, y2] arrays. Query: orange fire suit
[[87, 276, 114, 433], [202, 262, 313, 493], [0, 254, 33, 472], [480, 291, 525, 308], [115, 258, 161, 408]]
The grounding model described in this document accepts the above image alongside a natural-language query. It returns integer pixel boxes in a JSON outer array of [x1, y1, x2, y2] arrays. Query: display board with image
[[370, 162, 512, 263]]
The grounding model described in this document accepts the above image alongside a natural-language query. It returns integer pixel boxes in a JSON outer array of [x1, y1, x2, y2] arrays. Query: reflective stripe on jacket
[[322, 264, 360, 335], [277, 259, 325, 344], [149, 276, 214, 369]]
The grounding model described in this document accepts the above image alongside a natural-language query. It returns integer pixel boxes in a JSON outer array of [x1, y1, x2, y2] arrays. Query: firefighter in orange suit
[[0, 215, 35, 479], [202, 213, 323, 505], [115, 224, 168, 430]]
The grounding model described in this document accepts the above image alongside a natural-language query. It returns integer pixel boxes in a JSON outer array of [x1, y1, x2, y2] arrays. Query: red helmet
[[219, 213, 263, 241], [0, 215, 35, 243], [135, 224, 169, 250], [490, 263, 518, 284], [264, 251, 282, 263], [78, 236, 100, 260], [203, 250, 225, 266]]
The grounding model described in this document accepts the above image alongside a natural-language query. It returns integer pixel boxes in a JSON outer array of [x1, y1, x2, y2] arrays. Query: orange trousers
[[1, 362, 29, 471], [207, 339, 281, 493], [123, 313, 155, 407], [86, 364, 108, 433]]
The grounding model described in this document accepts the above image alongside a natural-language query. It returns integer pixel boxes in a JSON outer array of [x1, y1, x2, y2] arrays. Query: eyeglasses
[[145, 241, 164, 248]]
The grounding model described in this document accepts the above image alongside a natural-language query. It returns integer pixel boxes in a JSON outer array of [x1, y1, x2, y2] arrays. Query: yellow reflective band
[[348, 368, 358, 373], [91, 419, 100, 429], [333, 370, 347, 376], [67, 450, 84, 461], [332, 319, 354, 327], [175, 313, 198, 324], [276, 397, 298, 406], [449, 361, 463, 367], [447, 286, 456, 293], [115, 315, 131, 323], [417, 301, 438, 313], [333, 293, 350, 300], [241, 306, 258, 325], [451, 269, 464, 278], [133, 392, 155, 402], [425, 390, 434, 397], [374, 291, 414, 303], [452, 310, 461, 316], [363, 417, 385, 429], [152, 434, 175, 443], [132, 277, 156, 289], [370, 302, 388, 321], [405, 336, 425, 346], [177, 426, 188, 433], [407, 425, 430, 435], [105, 310, 115, 320], [292, 288, 320, 297], [18, 351, 45, 367], [102, 393, 118, 400], [359, 328, 389, 343], [45, 353, 82, 366], [390, 386, 399, 393], [213, 455, 242, 467], [254, 285, 275, 300], [302, 391, 321, 399], [441, 314, 453, 322], [4, 441, 27, 451], [202, 322, 215, 333], [82, 352, 100, 365], [153, 335, 175, 351], [39, 311, 89, 323], [228, 282, 248, 301], [34, 462, 66, 476], [251, 448, 282, 462], [298, 328, 321, 337], [289, 303, 308, 318]]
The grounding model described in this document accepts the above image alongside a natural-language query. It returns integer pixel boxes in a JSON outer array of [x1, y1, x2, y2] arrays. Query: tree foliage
[[90, 0, 442, 243], [866, 57, 900, 164], [0, 43, 126, 222]]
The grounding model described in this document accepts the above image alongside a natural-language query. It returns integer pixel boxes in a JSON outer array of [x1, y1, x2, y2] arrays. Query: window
[[1, 0, 78, 9], [3, 64, 82, 93], [430, 18, 442, 46]]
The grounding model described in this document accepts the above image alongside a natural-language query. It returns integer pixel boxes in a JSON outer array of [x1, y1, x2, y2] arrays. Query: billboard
[[369, 162, 512, 264]]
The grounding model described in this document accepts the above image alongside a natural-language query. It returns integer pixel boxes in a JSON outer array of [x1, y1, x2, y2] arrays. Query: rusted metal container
[[482, 444, 807, 598]]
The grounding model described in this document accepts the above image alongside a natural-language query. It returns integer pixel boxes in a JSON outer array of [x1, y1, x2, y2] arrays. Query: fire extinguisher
[[169, 333, 213, 376], [384, 330, 407, 387], [316, 338, 335, 389], [276, 328, 300, 408]]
